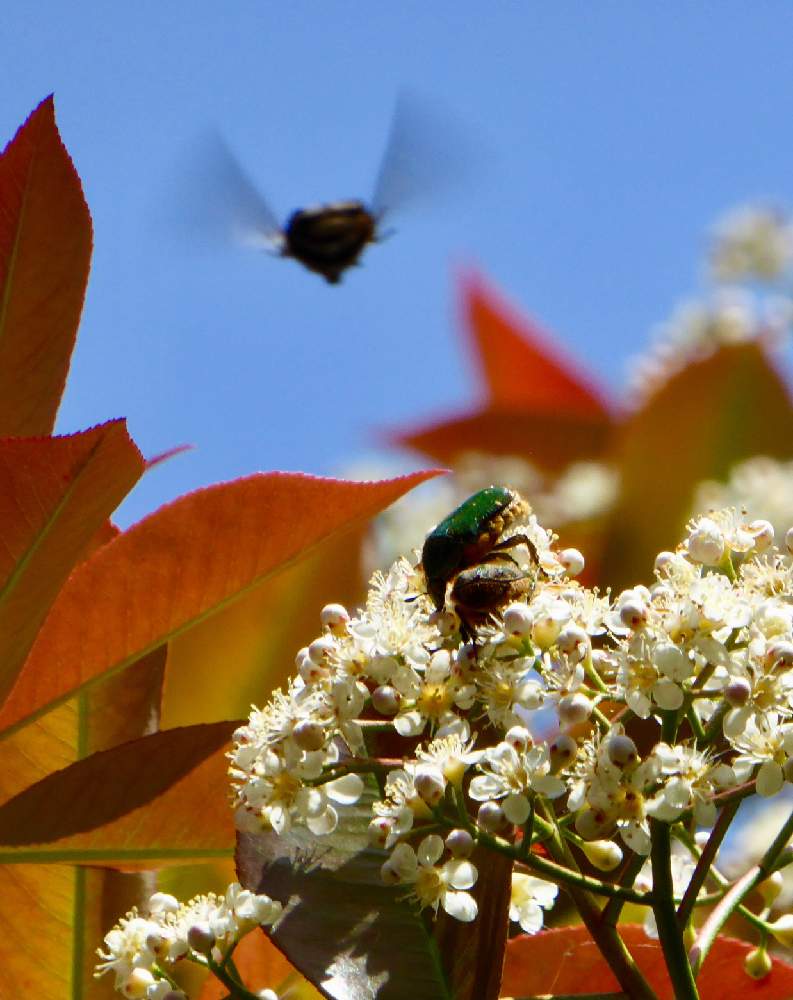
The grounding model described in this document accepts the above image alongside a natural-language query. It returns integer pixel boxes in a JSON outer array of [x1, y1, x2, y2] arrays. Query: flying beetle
[[421, 486, 537, 642], [185, 93, 476, 284]]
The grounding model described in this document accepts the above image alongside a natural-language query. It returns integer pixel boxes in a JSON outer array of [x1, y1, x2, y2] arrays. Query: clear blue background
[[2, 3, 793, 526]]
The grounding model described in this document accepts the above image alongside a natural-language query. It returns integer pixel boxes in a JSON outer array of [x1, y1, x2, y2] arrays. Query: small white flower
[[509, 873, 558, 934], [382, 836, 479, 922]]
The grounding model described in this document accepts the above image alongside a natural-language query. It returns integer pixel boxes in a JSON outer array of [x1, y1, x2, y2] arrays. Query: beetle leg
[[491, 532, 539, 566]]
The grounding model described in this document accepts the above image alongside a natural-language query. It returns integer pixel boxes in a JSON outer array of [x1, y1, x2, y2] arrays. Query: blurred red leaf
[[393, 271, 614, 471], [0, 470, 441, 737], [501, 925, 793, 998], [0, 96, 92, 436], [603, 343, 793, 587], [0, 422, 144, 706], [462, 270, 612, 418], [397, 408, 612, 470]]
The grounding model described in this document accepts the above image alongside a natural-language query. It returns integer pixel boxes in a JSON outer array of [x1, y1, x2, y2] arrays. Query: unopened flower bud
[[371, 685, 401, 716], [477, 800, 507, 833], [414, 769, 446, 807], [581, 839, 623, 871], [559, 548, 585, 577], [758, 871, 784, 907], [744, 946, 772, 981], [505, 725, 532, 752], [187, 921, 216, 955], [456, 643, 478, 670], [503, 603, 533, 638], [256, 991, 280, 1000], [557, 623, 589, 658], [575, 806, 616, 841], [619, 599, 647, 630], [654, 550, 676, 573], [687, 518, 725, 565], [368, 817, 393, 848], [558, 693, 593, 726], [297, 645, 327, 683], [724, 676, 752, 706], [308, 636, 336, 666], [606, 733, 639, 769], [767, 641, 793, 670], [549, 733, 578, 772], [768, 913, 793, 948], [445, 828, 474, 858], [749, 519, 774, 552], [292, 719, 326, 752], [532, 614, 564, 649], [121, 969, 156, 999], [320, 602, 350, 633]]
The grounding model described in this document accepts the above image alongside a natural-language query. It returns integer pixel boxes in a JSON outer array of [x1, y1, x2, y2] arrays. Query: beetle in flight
[[188, 93, 474, 284]]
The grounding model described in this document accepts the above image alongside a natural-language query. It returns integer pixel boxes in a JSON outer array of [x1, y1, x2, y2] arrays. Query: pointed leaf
[[603, 343, 793, 587], [163, 524, 370, 727], [237, 780, 511, 1000], [0, 421, 144, 706], [501, 924, 793, 998], [0, 470, 442, 737], [395, 407, 611, 471], [0, 721, 237, 862], [461, 270, 612, 418], [0, 96, 92, 435]]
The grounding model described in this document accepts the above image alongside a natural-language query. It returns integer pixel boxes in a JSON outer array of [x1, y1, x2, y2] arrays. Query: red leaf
[[462, 270, 612, 418], [0, 96, 92, 435], [0, 470, 442, 737], [396, 407, 612, 470], [501, 925, 793, 998], [0, 422, 144, 707]]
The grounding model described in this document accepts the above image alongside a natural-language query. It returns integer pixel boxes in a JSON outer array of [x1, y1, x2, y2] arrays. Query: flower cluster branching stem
[[690, 805, 793, 975]]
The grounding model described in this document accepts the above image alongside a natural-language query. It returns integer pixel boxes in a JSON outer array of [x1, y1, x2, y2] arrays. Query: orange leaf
[[163, 523, 370, 726], [602, 343, 793, 588], [462, 270, 612, 419], [0, 422, 144, 707], [197, 929, 323, 1000], [501, 925, 793, 998], [0, 721, 237, 863], [0, 96, 92, 436], [0, 470, 441, 737]]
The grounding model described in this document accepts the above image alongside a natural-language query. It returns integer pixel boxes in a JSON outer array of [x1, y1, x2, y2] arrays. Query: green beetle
[[421, 486, 533, 615], [450, 560, 533, 642]]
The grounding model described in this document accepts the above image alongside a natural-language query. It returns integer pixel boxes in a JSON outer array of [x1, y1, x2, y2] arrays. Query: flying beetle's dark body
[[191, 93, 470, 284], [282, 201, 378, 284]]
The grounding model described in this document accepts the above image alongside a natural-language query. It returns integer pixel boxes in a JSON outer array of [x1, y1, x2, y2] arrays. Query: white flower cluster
[[709, 204, 793, 283], [94, 883, 281, 998], [230, 496, 793, 932], [694, 456, 793, 545]]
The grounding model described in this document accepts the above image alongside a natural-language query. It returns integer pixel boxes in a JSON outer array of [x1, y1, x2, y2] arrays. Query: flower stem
[[537, 803, 658, 1000], [676, 799, 739, 929], [650, 819, 699, 999], [690, 804, 793, 975]]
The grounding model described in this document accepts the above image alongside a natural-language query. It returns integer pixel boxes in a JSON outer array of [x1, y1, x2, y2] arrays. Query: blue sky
[[2, 3, 793, 526]]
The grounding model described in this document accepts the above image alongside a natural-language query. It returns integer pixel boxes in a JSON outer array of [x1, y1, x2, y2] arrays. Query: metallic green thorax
[[421, 486, 517, 609]]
